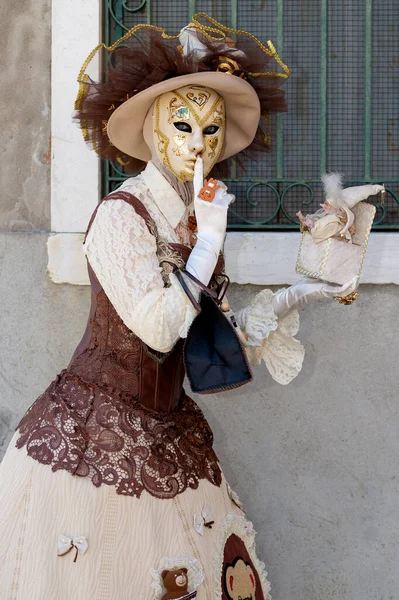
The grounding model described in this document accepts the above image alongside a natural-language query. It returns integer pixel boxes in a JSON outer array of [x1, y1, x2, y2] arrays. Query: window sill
[[47, 231, 399, 285]]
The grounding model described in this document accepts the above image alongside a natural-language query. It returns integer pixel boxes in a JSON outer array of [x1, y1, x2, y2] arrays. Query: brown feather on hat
[[74, 13, 290, 174]]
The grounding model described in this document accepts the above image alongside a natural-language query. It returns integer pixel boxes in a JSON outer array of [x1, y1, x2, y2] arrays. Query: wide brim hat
[[75, 14, 290, 170], [107, 71, 260, 162]]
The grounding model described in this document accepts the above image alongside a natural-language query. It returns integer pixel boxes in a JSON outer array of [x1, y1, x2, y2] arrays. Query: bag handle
[[181, 269, 230, 304], [176, 268, 226, 311], [175, 270, 202, 312], [176, 268, 231, 311], [180, 269, 218, 296]]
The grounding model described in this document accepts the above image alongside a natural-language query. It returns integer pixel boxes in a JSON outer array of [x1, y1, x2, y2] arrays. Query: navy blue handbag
[[175, 269, 253, 394]]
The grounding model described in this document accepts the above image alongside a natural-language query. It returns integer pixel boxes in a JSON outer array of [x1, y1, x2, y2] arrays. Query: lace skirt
[[0, 432, 271, 600]]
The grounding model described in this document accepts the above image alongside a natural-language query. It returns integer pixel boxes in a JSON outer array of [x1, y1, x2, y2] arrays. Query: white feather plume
[[321, 172, 344, 202]]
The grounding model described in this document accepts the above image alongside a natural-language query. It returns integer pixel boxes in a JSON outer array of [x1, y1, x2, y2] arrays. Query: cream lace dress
[[0, 162, 304, 600]]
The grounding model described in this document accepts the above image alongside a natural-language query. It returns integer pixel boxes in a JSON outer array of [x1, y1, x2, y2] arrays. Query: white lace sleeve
[[84, 199, 197, 353], [236, 289, 305, 385]]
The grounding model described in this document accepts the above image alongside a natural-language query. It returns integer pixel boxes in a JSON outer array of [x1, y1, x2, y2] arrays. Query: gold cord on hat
[[75, 23, 166, 114], [191, 13, 291, 79]]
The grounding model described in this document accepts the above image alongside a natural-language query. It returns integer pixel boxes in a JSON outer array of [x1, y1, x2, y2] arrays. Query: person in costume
[[0, 15, 363, 600]]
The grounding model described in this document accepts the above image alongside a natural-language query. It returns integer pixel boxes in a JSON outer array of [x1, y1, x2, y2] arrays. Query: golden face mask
[[153, 85, 226, 182]]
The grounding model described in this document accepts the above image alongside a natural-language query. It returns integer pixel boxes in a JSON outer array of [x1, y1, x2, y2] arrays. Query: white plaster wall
[[0, 0, 51, 230], [51, 0, 101, 233]]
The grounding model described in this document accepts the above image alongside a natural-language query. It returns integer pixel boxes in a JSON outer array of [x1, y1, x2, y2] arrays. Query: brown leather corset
[[68, 191, 224, 414], [15, 190, 224, 499]]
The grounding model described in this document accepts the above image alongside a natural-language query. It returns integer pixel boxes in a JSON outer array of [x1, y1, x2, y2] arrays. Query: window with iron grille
[[103, 0, 399, 231]]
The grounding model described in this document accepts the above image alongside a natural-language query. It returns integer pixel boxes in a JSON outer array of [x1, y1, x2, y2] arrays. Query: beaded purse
[[296, 175, 385, 286]]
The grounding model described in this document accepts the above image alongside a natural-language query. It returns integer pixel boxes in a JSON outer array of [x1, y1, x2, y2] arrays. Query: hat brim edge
[[107, 72, 261, 163]]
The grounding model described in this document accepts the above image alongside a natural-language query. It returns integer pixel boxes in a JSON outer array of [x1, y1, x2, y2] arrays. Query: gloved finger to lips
[[193, 157, 204, 201]]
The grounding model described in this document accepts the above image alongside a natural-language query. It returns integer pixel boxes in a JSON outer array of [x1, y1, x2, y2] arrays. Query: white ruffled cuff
[[236, 289, 305, 385]]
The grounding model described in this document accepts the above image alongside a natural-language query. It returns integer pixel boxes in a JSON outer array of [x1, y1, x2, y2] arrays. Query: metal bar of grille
[[188, 0, 195, 20], [231, 0, 238, 29], [364, 0, 372, 181], [275, 0, 284, 181], [320, 0, 328, 175]]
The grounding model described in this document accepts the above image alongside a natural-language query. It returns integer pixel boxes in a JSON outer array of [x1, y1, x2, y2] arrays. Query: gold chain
[[334, 292, 360, 305]]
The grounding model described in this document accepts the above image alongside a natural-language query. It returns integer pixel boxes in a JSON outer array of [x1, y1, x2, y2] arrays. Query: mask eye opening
[[203, 125, 220, 135], [173, 121, 192, 133]]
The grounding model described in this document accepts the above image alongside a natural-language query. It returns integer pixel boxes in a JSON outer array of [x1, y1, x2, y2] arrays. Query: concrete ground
[[1, 232, 398, 599]]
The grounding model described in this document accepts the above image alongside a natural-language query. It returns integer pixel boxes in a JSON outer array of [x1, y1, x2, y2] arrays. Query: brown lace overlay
[[15, 370, 221, 499], [15, 191, 224, 499]]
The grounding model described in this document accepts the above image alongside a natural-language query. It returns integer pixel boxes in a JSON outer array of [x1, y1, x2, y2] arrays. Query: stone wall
[[0, 0, 51, 231]]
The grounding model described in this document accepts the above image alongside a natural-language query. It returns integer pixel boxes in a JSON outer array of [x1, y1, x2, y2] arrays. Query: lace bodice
[[84, 167, 199, 354], [85, 197, 197, 353]]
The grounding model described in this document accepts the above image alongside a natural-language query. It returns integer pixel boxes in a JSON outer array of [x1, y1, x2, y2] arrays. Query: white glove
[[271, 276, 359, 318], [185, 157, 234, 285]]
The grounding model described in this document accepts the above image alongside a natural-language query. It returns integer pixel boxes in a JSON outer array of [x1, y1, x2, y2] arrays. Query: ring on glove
[[198, 178, 220, 202]]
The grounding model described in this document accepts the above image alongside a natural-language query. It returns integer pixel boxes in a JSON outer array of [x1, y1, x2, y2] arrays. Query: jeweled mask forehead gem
[[174, 106, 190, 120], [169, 97, 190, 121]]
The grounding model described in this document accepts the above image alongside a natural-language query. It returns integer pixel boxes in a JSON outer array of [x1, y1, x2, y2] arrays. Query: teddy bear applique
[[161, 568, 197, 600]]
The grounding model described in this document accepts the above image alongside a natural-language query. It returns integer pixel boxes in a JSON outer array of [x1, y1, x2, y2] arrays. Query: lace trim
[[236, 289, 279, 347], [237, 289, 305, 385], [15, 370, 222, 500], [213, 513, 271, 600]]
